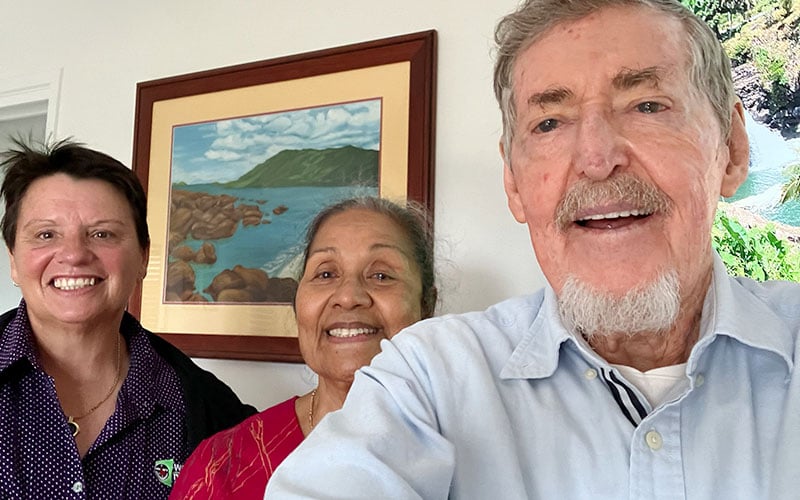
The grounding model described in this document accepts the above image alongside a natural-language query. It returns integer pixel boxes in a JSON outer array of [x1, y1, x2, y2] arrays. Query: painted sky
[[170, 99, 381, 185]]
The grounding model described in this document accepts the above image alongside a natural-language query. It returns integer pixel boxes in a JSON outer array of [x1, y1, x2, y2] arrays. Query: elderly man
[[266, 1, 800, 498]]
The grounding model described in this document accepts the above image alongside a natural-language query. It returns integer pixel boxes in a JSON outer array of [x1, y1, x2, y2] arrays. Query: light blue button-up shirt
[[266, 257, 799, 499]]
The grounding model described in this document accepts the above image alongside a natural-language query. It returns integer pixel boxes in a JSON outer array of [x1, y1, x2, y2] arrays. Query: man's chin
[[557, 270, 681, 337]]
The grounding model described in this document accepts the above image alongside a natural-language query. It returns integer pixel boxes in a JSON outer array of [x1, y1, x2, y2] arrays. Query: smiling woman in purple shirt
[[0, 138, 256, 499]]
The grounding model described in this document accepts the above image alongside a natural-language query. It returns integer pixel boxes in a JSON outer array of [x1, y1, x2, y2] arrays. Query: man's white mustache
[[555, 174, 673, 231]]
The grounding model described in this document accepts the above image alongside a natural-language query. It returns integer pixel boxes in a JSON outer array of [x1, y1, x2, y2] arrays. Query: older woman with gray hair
[[171, 196, 436, 498]]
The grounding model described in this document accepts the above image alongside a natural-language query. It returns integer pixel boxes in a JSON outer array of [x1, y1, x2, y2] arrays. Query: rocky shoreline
[[165, 189, 297, 303], [733, 63, 800, 139]]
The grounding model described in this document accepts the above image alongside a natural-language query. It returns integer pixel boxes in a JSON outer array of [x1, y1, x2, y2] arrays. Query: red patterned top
[[170, 396, 303, 499]]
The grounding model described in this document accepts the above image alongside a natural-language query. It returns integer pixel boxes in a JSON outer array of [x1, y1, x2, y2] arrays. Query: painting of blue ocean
[[164, 99, 381, 304]]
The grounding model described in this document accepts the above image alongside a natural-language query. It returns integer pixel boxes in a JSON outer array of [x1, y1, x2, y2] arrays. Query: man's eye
[[36, 231, 54, 240], [534, 118, 559, 133], [317, 271, 334, 279], [92, 231, 110, 239], [636, 101, 665, 114], [372, 272, 390, 281]]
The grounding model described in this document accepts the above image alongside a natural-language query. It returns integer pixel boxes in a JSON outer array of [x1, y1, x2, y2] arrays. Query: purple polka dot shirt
[[0, 302, 188, 499]]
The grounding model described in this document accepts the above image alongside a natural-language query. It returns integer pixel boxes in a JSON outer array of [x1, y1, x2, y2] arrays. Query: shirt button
[[72, 481, 84, 493], [645, 430, 663, 451], [584, 368, 598, 380], [695, 374, 705, 387]]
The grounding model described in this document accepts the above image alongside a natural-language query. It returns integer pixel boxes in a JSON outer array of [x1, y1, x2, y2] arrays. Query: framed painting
[[130, 30, 436, 362]]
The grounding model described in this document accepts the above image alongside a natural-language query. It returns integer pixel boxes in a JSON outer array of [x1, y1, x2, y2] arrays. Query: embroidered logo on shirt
[[154, 459, 182, 487]]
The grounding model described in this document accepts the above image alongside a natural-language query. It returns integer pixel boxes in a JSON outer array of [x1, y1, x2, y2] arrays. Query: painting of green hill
[[224, 145, 379, 188]]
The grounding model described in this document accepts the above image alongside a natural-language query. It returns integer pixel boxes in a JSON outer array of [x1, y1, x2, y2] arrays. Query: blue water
[[170, 184, 378, 300], [726, 113, 800, 226]]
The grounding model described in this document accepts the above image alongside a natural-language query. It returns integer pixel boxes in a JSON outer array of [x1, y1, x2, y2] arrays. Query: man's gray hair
[[493, 0, 736, 163]]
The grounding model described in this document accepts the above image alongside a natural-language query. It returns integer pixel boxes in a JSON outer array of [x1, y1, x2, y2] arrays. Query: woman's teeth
[[328, 327, 377, 338], [53, 277, 96, 290]]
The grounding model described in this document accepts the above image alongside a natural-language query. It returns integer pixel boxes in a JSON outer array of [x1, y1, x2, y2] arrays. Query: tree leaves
[[712, 210, 800, 281]]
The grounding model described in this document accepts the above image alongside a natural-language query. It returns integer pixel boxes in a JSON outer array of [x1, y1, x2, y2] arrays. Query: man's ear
[[720, 100, 750, 198], [501, 141, 527, 224]]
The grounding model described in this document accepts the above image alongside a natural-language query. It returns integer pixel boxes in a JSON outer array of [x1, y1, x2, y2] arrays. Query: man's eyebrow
[[524, 67, 666, 109], [526, 87, 573, 108], [612, 66, 665, 91]]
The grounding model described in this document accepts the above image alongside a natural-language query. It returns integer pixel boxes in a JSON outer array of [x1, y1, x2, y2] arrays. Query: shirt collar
[[500, 288, 576, 380], [689, 252, 794, 374], [0, 304, 184, 417], [501, 252, 795, 379]]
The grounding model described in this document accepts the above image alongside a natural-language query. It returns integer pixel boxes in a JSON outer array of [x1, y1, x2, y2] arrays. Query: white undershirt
[[611, 363, 687, 407]]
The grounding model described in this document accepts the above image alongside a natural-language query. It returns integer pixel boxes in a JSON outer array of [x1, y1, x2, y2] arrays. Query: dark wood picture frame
[[129, 30, 436, 362]]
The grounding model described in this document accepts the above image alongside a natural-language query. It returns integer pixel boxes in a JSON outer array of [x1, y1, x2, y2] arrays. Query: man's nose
[[572, 111, 628, 180]]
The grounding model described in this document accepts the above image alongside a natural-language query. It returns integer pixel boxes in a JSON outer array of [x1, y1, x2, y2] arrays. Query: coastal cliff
[[705, 0, 800, 138]]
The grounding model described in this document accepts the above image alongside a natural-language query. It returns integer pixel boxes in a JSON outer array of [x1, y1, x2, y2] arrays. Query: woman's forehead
[[315, 209, 412, 248]]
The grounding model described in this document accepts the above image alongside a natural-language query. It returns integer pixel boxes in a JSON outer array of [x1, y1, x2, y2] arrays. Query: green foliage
[[683, 0, 752, 17], [753, 46, 789, 86], [223, 146, 379, 189], [725, 33, 753, 64], [683, 0, 755, 39], [712, 211, 800, 281], [779, 163, 800, 204]]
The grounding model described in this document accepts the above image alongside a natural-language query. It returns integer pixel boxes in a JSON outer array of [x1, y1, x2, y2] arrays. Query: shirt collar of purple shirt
[[0, 299, 185, 421]]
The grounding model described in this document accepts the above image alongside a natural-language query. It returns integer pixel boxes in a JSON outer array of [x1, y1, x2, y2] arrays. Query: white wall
[[0, 0, 547, 411], [0, 114, 45, 314]]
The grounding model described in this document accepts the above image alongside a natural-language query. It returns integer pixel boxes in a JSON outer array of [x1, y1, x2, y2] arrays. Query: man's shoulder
[[730, 276, 800, 321], [406, 291, 546, 336], [723, 276, 800, 357], [386, 291, 549, 366]]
